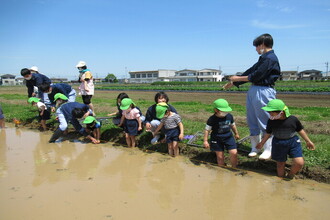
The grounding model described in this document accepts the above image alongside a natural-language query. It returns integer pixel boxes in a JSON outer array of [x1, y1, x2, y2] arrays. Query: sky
[[1, 0, 330, 80]]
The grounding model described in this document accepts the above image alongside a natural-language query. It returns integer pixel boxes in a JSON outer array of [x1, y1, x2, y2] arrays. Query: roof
[[1, 74, 16, 78]]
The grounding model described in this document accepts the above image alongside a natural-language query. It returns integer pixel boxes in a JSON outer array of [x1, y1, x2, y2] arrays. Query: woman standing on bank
[[76, 61, 95, 113], [223, 33, 281, 160]]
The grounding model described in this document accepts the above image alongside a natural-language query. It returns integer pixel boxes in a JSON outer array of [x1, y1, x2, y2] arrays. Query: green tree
[[105, 73, 118, 83]]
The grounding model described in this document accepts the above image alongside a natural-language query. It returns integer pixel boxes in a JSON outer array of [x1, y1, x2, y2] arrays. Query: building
[[281, 71, 298, 81], [168, 69, 198, 82], [298, 69, 323, 81], [0, 74, 16, 85], [197, 69, 224, 82], [129, 69, 176, 83], [50, 78, 69, 83]]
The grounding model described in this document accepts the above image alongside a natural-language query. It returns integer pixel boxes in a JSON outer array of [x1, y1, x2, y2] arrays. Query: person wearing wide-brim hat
[[118, 98, 142, 148], [83, 116, 101, 144], [76, 61, 95, 113], [153, 102, 184, 157], [28, 97, 50, 131], [49, 93, 94, 143], [256, 99, 315, 179], [203, 99, 240, 168]]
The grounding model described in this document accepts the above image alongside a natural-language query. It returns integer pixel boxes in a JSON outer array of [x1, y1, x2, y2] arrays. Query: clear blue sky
[[1, 0, 329, 79]]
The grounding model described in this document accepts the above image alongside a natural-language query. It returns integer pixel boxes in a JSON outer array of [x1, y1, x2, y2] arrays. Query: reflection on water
[[0, 126, 330, 220]]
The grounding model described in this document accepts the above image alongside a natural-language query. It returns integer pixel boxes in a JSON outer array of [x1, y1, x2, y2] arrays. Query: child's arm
[[231, 124, 240, 140], [118, 114, 125, 127], [178, 122, 184, 140], [298, 129, 315, 150], [256, 133, 272, 149], [40, 105, 45, 116], [203, 129, 211, 149], [137, 117, 142, 131], [153, 122, 164, 136]]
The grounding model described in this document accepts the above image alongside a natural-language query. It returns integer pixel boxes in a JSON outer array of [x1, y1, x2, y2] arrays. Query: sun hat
[[28, 97, 40, 104], [83, 116, 98, 124], [76, 61, 86, 68], [261, 99, 291, 117], [54, 93, 68, 101], [120, 98, 135, 110], [156, 102, 169, 119], [30, 66, 39, 72], [213, 99, 232, 112]]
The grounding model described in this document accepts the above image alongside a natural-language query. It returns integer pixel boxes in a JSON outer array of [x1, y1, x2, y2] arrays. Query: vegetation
[[0, 85, 329, 183]]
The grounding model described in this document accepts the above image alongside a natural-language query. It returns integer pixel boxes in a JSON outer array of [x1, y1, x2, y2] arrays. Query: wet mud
[[1, 126, 330, 220]]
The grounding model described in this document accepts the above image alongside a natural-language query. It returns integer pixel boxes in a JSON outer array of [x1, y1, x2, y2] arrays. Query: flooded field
[[1, 125, 330, 220]]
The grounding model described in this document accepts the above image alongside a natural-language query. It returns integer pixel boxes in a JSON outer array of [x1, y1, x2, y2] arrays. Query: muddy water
[[0, 126, 329, 220]]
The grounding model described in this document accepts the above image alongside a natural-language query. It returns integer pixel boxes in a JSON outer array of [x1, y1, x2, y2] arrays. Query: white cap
[[30, 66, 39, 72], [76, 61, 86, 68]]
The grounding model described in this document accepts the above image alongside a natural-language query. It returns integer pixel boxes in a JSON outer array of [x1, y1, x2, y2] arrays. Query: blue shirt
[[48, 83, 73, 106], [233, 50, 280, 88], [26, 73, 51, 97]]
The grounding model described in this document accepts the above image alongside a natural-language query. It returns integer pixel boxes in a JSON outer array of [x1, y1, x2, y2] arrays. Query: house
[[297, 69, 323, 81], [197, 69, 224, 82], [281, 71, 298, 81], [129, 69, 176, 83], [168, 69, 198, 82], [16, 77, 24, 85], [50, 78, 69, 83], [0, 74, 16, 85]]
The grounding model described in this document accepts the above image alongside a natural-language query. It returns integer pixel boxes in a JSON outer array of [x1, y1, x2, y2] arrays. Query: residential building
[[168, 69, 198, 82], [129, 69, 176, 83], [197, 69, 224, 82], [281, 71, 298, 81], [0, 74, 16, 85], [297, 69, 323, 81]]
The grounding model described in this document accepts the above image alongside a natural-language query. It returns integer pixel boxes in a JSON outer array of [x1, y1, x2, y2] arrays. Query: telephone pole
[[326, 62, 329, 78]]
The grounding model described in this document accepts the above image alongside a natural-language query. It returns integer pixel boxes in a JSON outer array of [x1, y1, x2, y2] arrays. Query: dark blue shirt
[[26, 73, 51, 97], [233, 50, 280, 88], [48, 83, 73, 106], [206, 113, 234, 138]]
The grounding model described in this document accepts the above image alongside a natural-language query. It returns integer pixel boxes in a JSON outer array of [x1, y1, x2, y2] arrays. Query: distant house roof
[[1, 74, 16, 78], [299, 69, 322, 74]]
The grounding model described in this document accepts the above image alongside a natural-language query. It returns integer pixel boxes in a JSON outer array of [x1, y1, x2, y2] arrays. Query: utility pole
[[326, 62, 329, 78]]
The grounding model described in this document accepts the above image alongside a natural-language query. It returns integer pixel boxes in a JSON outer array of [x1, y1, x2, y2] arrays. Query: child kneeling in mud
[[257, 99, 315, 179], [83, 116, 101, 144], [203, 99, 240, 168], [28, 97, 50, 131], [153, 102, 184, 157]]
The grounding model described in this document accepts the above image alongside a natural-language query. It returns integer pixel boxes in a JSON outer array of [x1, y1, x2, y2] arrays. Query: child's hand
[[145, 123, 151, 131], [51, 107, 56, 112], [256, 142, 263, 149], [118, 123, 122, 127], [179, 133, 184, 140], [306, 141, 315, 150], [234, 134, 240, 140], [40, 112, 44, 116], [138, 126, 142, 131], [203, 141, 210, 149], [222, 82, 233, 90]]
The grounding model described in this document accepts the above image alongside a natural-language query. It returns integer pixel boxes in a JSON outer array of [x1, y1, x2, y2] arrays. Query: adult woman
[[223, 33, 281, 160]]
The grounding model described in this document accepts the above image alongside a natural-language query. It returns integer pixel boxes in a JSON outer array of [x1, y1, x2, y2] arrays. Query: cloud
[[256, 0, 294, 13], [251, 20, 306, 29]]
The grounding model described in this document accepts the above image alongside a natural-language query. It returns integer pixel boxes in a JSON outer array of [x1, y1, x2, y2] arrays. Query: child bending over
[[28, 97, 50, 131], [83, 116, 101, 144]]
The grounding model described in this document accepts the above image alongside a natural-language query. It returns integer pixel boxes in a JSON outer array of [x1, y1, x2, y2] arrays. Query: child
[[203, 99, 240, 168], [0, 104, 5, 128], [118, 98, 142, 148], [83, 116, 101, 144], [107, 92, 129, 125], [257, 99, 315, 179], [145, 91, 177, 144], [76, 61, 95, 112], [28, 97, 50, 131], [153, 102, 184, 157]]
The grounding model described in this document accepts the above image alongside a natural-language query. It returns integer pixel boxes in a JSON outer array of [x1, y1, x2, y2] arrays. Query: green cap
[[28, 97, 40, 104], [120, 98, 135, 110], [213, 99, 232, 112], [261, 99, 291, 117], [83, 116, 98, 124], [156, 102, 169, 119], [54, 93, 68, 101]]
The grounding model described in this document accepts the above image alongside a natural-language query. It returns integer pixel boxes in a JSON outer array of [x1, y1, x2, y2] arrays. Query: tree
[[105, 73, 118, 83]]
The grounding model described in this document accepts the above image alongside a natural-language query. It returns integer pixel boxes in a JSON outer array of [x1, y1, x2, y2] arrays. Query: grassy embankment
[[0, 83, 329, 182]]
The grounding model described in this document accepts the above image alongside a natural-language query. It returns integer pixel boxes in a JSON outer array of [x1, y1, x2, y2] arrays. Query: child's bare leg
[[89, 103, 94, 113], [40, 120, 47, 130], [228, 149, 238, 168], [288, 157, 304, 178], [168, 142, 174, 156], [125, 133, 131, 147], [276, 161, 286, 177], [172, 141, 179, 157], [215, 151, 225, 166], [130, 136, 136, 148], [0, 119, 5, 128]]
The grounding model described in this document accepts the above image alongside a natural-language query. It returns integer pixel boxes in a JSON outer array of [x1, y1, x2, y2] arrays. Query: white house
[[197, 69, 224, 82], [129, 69, 176, 83], [0, 74, 16, 85]]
